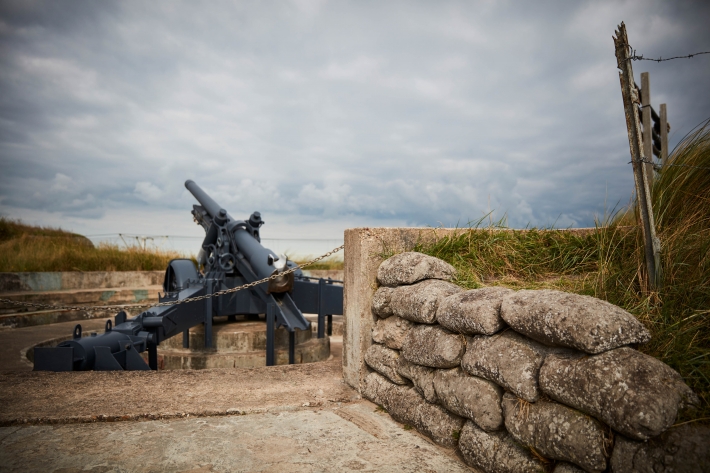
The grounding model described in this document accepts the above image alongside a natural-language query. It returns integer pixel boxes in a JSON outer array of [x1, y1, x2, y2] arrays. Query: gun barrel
[[185, 180, 224, 218]]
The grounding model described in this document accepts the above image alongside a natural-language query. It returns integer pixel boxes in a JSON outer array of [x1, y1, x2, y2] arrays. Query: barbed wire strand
[[628, 50, 710, 62], [629, 157, 710, 171], [0, 242, 347, 314]]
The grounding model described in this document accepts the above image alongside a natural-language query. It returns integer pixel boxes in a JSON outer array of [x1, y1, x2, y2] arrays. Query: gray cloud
[[1, 0, 709, 248]]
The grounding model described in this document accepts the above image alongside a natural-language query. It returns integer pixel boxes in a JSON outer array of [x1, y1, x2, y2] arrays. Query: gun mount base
[[135, 317, 329, 369]]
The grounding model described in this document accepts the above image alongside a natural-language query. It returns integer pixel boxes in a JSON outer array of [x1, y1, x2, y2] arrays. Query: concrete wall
[[343, 228, 459, 390]]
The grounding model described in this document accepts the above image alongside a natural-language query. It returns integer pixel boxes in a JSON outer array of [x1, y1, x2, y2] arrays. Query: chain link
[[0, 244, 345, 315]]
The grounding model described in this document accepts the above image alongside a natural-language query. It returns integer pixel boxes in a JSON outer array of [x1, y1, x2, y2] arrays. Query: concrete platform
[[306, 314, 344, 336], [0, 286, 159, 310], [0, 401, 471, 473], [0, 336, 473, 472]]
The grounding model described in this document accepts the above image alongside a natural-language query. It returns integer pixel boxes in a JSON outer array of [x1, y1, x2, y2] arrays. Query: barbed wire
[[0, 243, 346, 314], [630, 157, 710, 171], [628, 49, 710, 62]]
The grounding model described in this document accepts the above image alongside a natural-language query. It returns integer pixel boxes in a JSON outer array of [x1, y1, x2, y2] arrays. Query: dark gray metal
[[317, 278, 325, 339], [33, 346, 73, 372], [204, 279, 213, 349], [33, 180, 343, 371]]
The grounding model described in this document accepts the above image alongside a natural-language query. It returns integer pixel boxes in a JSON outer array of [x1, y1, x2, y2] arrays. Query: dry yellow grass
[[0, 218, 188, 272]]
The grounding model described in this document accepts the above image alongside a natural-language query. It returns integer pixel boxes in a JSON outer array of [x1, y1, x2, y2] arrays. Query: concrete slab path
[[0, 401, 471, 472], [0, 327, 474, 472]]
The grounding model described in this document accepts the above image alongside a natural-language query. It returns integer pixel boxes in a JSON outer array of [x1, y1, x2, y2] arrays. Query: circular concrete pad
[[158, 319, 330, 369]]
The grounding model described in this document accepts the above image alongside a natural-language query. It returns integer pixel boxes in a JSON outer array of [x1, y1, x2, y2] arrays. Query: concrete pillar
[[342, 227, 458, 392]]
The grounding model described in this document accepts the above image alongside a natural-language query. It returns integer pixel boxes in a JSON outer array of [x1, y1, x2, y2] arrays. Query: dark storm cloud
[[1, 0, 709, 237]]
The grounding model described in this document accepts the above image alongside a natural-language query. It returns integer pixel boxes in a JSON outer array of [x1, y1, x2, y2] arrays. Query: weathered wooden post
[[641, 72, 654, 185], [660, 103, 669, 165], [613, 22, 661, 290]]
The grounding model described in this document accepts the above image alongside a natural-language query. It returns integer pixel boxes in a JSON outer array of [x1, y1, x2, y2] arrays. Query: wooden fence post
[[641, 72, 654, 185], [660, 103, 669, 165], [613, 22, 661, 290]]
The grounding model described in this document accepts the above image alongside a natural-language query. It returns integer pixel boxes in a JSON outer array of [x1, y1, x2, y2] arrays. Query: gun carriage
[[34, 180, 343, 371]]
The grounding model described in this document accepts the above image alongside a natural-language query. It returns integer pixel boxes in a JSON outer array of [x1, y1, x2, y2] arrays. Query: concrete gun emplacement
[[33, 180, 343, 371]]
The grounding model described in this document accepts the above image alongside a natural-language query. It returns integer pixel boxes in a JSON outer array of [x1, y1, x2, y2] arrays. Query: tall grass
[[412, 121, 710, 422], [0, 218, 188, 272], [293, 256, 344, 271]]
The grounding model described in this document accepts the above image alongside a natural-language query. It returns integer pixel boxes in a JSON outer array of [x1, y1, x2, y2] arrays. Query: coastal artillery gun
[[33, 180, 343, 371]]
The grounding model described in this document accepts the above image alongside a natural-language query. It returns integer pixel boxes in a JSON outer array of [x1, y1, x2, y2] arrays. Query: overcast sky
[[1, 0, 709, 256]]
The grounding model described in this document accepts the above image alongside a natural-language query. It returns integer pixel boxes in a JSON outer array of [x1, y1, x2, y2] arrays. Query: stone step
[[0, 305, 142, 329], [0, 271, 165, 292], [0, 286, 161, 314]]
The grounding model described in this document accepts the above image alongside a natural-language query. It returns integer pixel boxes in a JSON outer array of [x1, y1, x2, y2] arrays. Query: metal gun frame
[[33, 180, 343, 371]]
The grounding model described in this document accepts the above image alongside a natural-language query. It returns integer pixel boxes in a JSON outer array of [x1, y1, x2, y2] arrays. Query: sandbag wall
[[362, 252, 707, 473]]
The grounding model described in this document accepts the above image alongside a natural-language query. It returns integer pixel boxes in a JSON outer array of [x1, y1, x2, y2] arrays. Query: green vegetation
[[0, 218, 187, 272], [412, 121, 710, 422], [293, 256, 344, 270]]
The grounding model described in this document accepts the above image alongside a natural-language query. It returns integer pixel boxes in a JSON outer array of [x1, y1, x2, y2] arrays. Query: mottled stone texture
[[500, 289, 651, 354], [371, 286, 394, 318], [501, 393, 608, 472], [458, 421, 543, 473], [415, 400, 465, 448], [610, 424, 710, 473], [377, 251, 456, 287], [402, 324, 465, 368], [364, 344, 408, 385], [388, 279, 462, 324], [383, 384, 421, 427], [397, 358, 438, 403], [540, 348, 700, 440], [362, 371, 395, 407], [372, 316, 414, 350], [462, 330, 558, 402], [371, 379, 464, 448], [433, 367, 503, 431], [553, 463, 587, 473], [437, 287, 512, 335]]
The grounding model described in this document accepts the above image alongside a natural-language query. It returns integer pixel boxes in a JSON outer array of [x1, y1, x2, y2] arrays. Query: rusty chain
[[0, 243, 345, 315]]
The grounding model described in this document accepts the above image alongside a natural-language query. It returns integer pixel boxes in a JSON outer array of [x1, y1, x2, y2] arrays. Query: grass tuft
[[292, 256, 344, 270]]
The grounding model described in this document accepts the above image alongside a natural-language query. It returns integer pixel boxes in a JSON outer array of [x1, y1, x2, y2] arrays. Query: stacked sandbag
[[362, 252, 705, 473]]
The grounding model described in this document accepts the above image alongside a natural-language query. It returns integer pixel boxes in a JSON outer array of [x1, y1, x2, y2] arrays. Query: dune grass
[[292, 256, 344, 271], [0, 218, 187, 272], [411, 121, 710, 422]]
